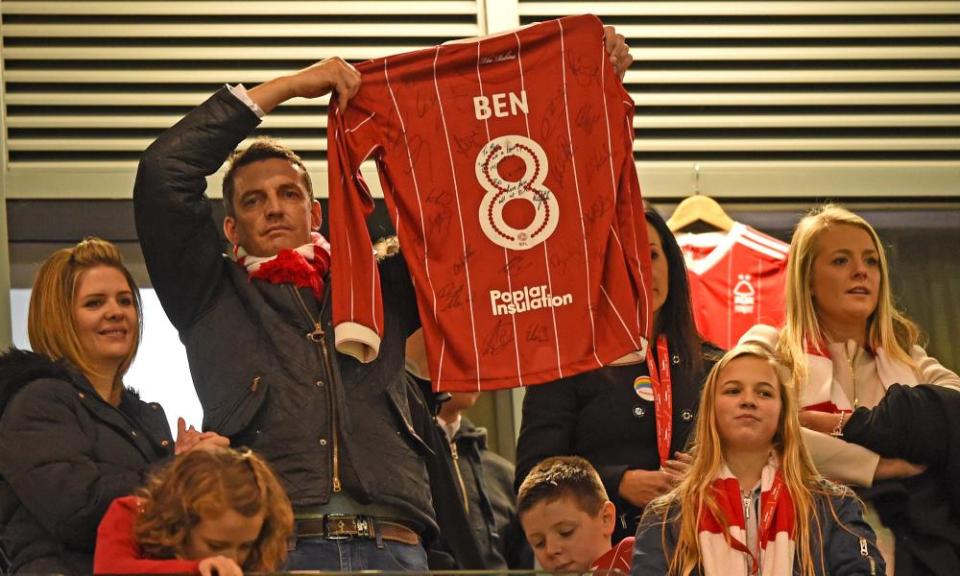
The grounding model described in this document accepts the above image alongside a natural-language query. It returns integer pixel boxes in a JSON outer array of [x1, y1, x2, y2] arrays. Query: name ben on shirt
[[474, 90, 528, 121]]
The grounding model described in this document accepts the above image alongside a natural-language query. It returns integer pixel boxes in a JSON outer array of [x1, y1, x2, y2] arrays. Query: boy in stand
[[517, 456, 634, 573]]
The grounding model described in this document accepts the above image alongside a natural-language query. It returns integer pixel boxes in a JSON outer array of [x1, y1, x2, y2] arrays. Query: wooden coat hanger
[[667, 195, 735, 233], [666, 164, 735, 233]]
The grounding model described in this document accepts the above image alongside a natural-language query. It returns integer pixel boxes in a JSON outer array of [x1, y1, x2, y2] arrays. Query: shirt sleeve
[[824, 493, 885, 576], [590, 537, 634, 572], [326, 95, 387, 363], [618, 126, 654, 346], [95, 496, 201, 575], [134, 87, 259, 331], [737, 324, 780, 350], [910, 345, 960, 389], [227, 83, 266, 118], [802, 427, 880, 488]]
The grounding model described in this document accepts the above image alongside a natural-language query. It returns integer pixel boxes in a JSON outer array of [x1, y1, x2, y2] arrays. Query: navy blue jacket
[[633, 483, 884, 576]]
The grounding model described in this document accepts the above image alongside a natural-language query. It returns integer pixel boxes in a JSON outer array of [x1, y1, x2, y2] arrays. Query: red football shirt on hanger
[[677, 223, 789, 349]]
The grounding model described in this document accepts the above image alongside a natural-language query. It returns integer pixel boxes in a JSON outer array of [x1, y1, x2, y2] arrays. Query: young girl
[[94, 448, 293, 576], [632, 343, 883, 576]]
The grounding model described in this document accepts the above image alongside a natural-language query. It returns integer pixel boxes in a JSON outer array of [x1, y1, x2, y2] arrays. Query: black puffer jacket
[[0, 349, 173, 575], [844, 384, 960, 576], [133, 88, 447, 548]]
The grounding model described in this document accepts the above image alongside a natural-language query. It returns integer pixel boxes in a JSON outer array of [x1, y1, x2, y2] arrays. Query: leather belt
[[295, 514, 420, 545]]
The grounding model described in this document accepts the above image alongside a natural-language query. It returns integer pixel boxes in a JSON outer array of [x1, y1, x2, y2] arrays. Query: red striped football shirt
[[327, 15, 652, 390]]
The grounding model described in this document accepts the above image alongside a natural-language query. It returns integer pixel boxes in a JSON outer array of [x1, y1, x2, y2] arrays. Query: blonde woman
[[0, 238, 224, 574], [633, 343, 882, 576], [740, 204, 960, 571]]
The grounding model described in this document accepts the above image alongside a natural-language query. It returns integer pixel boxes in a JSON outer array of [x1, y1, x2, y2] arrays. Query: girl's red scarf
[[698, 457, 796, 575], [233, 232, 331, 298]]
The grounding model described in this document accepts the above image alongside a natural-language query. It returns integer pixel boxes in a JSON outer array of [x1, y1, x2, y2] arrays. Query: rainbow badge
[[633, 375, 655, 402]]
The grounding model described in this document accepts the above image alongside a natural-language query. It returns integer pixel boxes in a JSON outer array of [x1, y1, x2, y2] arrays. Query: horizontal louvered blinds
[[516, 1, 960, 197], [2, 0, 958, 198], [1, 1, 484, 197]]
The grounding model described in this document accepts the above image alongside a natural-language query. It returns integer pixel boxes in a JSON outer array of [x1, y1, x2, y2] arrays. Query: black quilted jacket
[[133, 88, 483, 567], [0, 349, 173, 575]]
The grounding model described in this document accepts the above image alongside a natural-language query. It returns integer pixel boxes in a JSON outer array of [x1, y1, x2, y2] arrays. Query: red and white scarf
[[698, 457, 796, 576], [233, 232, 331, 298], [802, 341, 918, 413]]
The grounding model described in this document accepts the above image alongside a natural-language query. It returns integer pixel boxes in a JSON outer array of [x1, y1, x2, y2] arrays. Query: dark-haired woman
[[515, 208, 721, 541]]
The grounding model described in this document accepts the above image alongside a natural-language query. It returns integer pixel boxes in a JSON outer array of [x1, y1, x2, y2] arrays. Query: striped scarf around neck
[[233, 232, 331, 298], [698, 455, 796, 576]]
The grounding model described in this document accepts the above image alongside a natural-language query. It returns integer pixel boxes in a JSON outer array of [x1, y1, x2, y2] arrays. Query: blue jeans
[[285, 537, 429, 571]]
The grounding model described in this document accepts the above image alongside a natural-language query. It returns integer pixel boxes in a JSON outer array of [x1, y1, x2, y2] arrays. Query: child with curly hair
[[94, 448, 293, 576]]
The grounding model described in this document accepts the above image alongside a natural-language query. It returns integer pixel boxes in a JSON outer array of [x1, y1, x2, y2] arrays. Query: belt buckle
[[324, 514, 372, 540], [324, 514, 353, 540]]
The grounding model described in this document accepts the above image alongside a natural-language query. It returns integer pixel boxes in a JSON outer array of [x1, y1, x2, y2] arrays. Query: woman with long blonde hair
[[772, 204, 952, 390], [633, 343, 882, 576], [740, 204, 960, 571]]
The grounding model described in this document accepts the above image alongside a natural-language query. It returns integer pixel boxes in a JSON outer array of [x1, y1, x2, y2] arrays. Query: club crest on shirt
[[633, 375, 655, 402], [733, 273, 756, 314]]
